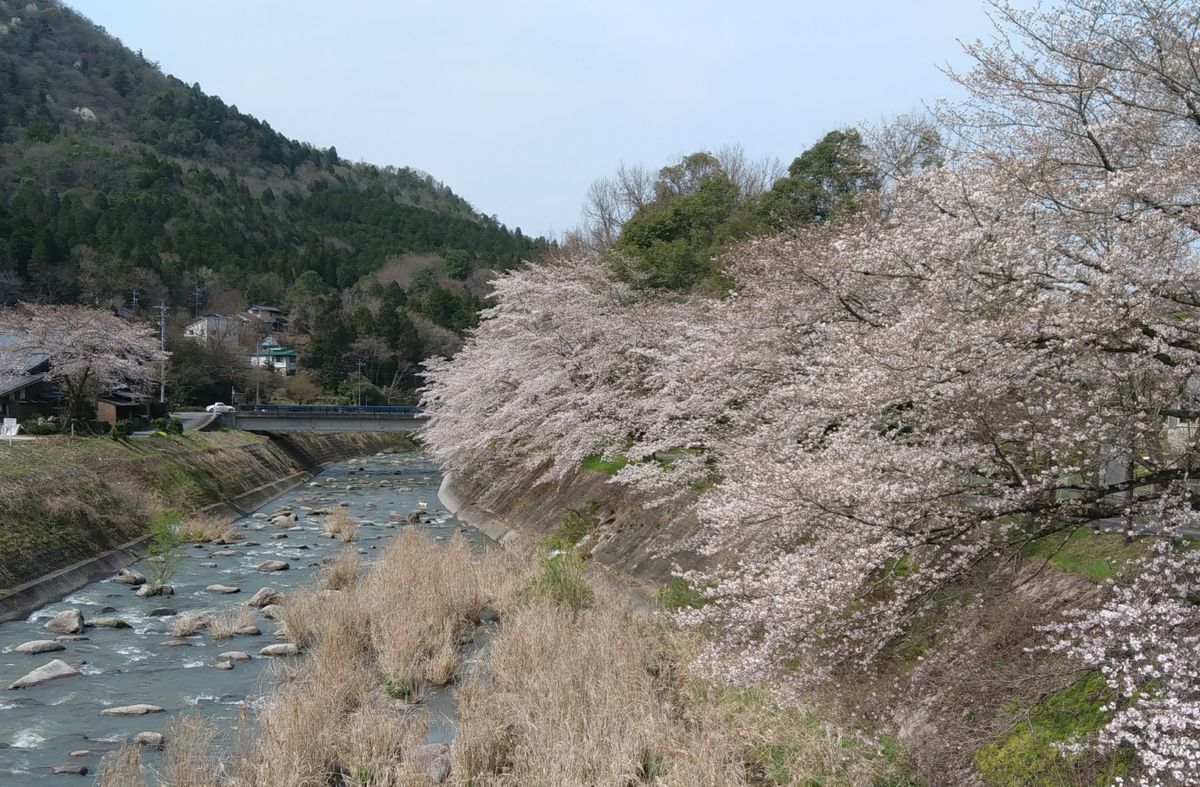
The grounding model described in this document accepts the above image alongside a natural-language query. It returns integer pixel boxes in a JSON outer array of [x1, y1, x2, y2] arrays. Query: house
[[97, 390, 151, 427], [183, 314, 241, 348], [246, 305, 287, 332], [0, 332, 55, 420], [249, 339, 300, 375]]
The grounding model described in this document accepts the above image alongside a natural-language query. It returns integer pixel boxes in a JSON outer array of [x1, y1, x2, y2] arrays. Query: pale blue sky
[[67, 1, 1002, 238]]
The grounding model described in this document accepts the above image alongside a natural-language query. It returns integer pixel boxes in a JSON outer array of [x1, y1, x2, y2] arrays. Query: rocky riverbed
[[0, 451, 490, 783]]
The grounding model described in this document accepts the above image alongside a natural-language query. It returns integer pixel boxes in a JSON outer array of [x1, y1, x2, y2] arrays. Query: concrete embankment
[[438, 464, 703, 594], [0, 430, 412, 621]]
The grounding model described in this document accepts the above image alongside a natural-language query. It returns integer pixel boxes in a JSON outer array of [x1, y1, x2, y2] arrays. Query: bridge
[[224, 404, 428, 433]]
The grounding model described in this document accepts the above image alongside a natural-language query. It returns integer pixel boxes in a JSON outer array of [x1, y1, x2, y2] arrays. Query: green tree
[[759, 129, 879, 225]]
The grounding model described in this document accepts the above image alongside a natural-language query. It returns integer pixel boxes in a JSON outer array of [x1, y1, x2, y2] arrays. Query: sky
[[66, 0, 1003, 239]]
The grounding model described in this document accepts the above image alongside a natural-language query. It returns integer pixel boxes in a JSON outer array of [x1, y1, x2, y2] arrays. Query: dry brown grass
[[318, 548, 362, 590], [170, 612, 210, 638], [177, 513, 238, 544], [208, 605, 256, 641], [322, 508, 359, 542], [103, 529, 904, 787]]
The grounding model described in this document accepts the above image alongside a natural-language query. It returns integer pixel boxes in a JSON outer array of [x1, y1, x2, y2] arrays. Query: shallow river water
[[0, 451, 487, 783]]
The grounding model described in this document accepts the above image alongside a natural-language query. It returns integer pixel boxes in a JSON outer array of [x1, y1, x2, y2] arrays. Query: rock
[[101, 704, 164, 717], [97, 606, 117, 614], [198, 562, 218, 568], [69, 750, 89, 757], [416, 744, 451, 784], [214, 660, 234, 670], [251, 512, 268, 519], [241, 540, 261, 547], [246, 587, 282, 608], [43, 609, 84, 634], [131, 731, 164, 749], [53, 764, 89, 776], [158, 639, 192, 647], [217, 651, 251, 662], [270, 514, 296, 527], [89, 617, 131, 629], [269, 533, 288, 540], [135, 584, 173, 598], [113, 568, 146, 586], [258, 643, 299, 657], [407, 512, 423, 524], [8, 659, 80, 689], [13, 640, 65, 655], [55, 635, 89, 642], [205, 584, 240, 594], [147, 608, 177, 617], [233, 624, 261, 636], [211, 550, 239, 557], [257, 560, 289, 573], [258, 605, 283, 621]]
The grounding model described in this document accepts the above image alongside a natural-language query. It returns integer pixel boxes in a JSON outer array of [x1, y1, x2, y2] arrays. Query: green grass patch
[[544, 505, 599, 553], [975, 672, 1133, 786], [580, 452, 629, 475], [658, 578, 707, 612], [1021, 527, 1147, 582], [382, 675, 418, 702], [520, 553, 592, 610]]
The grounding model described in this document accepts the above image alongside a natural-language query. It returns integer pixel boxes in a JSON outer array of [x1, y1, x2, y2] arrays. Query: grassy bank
[[99, 532, 914, 786], [0, 431, 413, 592]]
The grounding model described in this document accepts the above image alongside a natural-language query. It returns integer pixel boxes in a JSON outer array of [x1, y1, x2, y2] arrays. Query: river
[[0, 450, 488, 783]]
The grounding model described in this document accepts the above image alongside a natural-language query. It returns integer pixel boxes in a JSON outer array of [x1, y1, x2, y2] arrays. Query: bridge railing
[[237, 404, 426, 417]]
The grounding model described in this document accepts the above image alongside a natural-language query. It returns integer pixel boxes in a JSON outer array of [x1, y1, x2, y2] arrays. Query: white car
[[205, 402, 236, 414]]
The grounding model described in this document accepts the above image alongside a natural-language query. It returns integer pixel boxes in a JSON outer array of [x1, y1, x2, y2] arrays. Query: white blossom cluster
[[423, 2, 1200, 779], [1045, 492, 1200, 784]]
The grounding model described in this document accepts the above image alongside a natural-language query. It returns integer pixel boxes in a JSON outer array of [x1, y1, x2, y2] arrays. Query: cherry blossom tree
[[0, 304, 167, 426], [422, 1, 1200, 779]]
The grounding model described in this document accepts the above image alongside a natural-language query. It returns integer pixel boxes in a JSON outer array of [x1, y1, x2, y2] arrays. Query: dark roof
[[0, 372, 45, 398]]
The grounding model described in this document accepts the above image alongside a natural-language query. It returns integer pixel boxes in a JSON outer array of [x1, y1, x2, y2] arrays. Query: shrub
[[20, 417, 60, 435], [110, 420, 133, 439], [176, 514, 237, 543], [322, 508, 359, 542]]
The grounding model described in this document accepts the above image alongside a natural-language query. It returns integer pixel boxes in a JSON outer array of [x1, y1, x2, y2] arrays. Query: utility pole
[[156, 303, 168, 404], [357, 361, 364, 406]]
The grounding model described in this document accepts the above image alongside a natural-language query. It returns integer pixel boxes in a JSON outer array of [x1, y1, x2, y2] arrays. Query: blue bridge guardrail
[[237, 404, 426, 416]]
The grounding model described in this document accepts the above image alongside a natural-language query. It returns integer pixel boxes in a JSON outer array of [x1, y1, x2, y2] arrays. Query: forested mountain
[[0, 0, 546, 397]]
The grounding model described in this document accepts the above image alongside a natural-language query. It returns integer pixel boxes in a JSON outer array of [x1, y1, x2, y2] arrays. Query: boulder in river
[[258, 604, 283, 621], [257, 560, 289, 573], [100, 704, 164, 717], [259, 643, 299, 657], [234, 624, 261, 636], [246, 587, 282, 608], [214, 661, 234, 670], [211, 550, 239, 558], [89, 617, 131, 629], [55, 635, 89, 642], [205, 584, 240, 594], [13, 640, 65, 655], [147, 608, 177, 617], [132, 731, 164, 749], [135, 584, 173, 597], [53, 765, 89, 776], [8, 659, 80, 689], [43, 609, 84, 634], [113, 568, 146, 586], [217, 651, 251, 662]]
